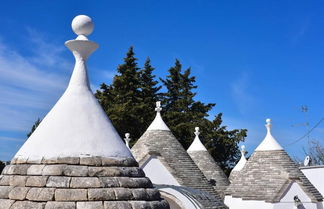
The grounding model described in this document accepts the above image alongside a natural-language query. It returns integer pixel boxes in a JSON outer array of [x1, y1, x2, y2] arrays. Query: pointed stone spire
[[255, 118, 283, 151], [147, 101, 170, 131], [124, 133, 131, 149], [187, 127, 207, 151], [232, 145, 247, 171], [14, 15, 132, 161]]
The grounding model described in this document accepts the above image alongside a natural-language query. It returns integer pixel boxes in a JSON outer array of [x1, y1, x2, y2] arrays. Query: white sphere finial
[[72, 15, 94, 38], [266, 118, 271, 124]]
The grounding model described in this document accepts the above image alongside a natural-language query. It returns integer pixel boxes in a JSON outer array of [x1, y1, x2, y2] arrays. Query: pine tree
[[0, 161, 5, 173], [160, 59, 246, 172], [202, 113, 247, 175], [139, 57, 162, 128], [27, 118, 42, 138], [96, 47, 146, 141], [160, 59, 215, 147]]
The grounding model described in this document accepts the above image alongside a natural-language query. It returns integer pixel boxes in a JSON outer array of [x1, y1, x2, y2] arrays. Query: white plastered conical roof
[[15, 15, 132, 161], [255, 118, 283, 151], [232, 145, 247, 171], [187, 127, 207, 152]]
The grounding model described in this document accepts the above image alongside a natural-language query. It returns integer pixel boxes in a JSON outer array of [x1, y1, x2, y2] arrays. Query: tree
[[160, 59, 215, 147], [96, 50, 247, 172], [27, 118, 42, 138], [96, 47, 150, 141], [160, 59, 247, 173], [203, 114, 247, 175], [302, 140, 324, 165], [138, 57, 162, 128], [0, 161, 5, 173]]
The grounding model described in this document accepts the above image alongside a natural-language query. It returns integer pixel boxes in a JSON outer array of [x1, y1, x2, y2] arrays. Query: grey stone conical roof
[[0, 15, 169, 209], [131, 102, 227, 209], [187, 127, 229, 195], [226, 119, 323, 203]]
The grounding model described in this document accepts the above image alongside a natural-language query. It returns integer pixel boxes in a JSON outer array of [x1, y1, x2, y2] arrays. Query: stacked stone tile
[[187, 127, 229, 197], [0, 157, 168, 209], [226, 150, 323, 202], [0, 15, 169, 209], [132, 102, 227, 209], [226, 119, 323, 203]]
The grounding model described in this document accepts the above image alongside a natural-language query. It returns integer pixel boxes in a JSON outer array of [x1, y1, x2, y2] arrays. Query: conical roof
[[226, 119, 323, 203], [187, 127, 229, 194], [229, 145, 247, 182], [14, 16, 131, 162], [0, 15, 169, 209], [131, 102, 227, 209]]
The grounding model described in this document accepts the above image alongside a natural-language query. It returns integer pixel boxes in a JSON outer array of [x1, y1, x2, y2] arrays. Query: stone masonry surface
[[0, 156, 170, 209]]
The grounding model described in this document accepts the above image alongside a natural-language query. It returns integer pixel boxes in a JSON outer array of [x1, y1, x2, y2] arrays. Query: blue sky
[[1, 0, 324, 161]]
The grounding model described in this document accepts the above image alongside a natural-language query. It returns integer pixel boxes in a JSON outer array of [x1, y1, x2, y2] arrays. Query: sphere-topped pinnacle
[[72, 15, 94, 38], [194, 127, 200, 136]]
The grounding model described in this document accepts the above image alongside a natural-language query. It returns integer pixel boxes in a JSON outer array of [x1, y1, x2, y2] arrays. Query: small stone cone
[[187, 127, 229, 197], [0, 15, 169, 209]]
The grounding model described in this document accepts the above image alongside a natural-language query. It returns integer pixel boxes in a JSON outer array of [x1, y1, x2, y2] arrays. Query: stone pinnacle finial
[[265, 118, 272, 134], [124, 133, 131, 149], [155, 101, 162, 112], [241, 145, 246, 155], [72, 15, 94, 40], [194, 127, 200, 136]]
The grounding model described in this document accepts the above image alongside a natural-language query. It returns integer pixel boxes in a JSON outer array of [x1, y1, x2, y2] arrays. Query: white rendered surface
[[225, 182, 322, 209], [72, 15, 94, 39], [280, 182, 311, 203], [142, 156, 180, 186], [15, 16, 132, 161], [225, 196, 273, 209], [225, 196, 321, 209], [159, 188, 202, 209], [255, 119, 283, 151], [301, 166, 324, 196], [147, 102, 170, 131], [187, 127, 207, 152], [232, 146, 247, 171]]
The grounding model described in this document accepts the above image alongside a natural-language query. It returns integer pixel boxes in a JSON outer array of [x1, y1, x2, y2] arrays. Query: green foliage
[[160, 59, 215, 148], [98, 47, 247, 172], [27, 118, 42, 138], [96, 47, 161, 142], [139, 57, 162, 128], [0, 161, 5, 173]]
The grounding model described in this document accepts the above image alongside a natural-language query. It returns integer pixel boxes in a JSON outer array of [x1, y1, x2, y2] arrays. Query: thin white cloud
[[0, 136, 24, 142], [0, 29, 71, 132], [230, 72, 257, 115]]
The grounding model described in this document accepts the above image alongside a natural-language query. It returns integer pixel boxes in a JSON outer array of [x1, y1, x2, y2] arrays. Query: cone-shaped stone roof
[[187, 127, 229, 195], [0, 15, 169, 209], [131, 102, 227, 209], [226, 119, 323, 203]]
